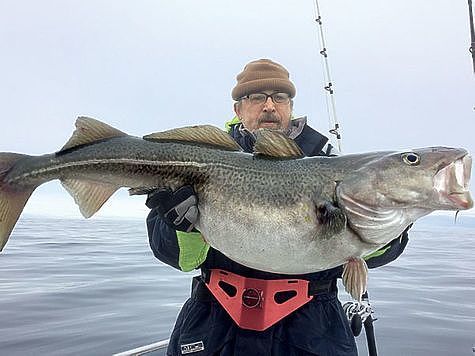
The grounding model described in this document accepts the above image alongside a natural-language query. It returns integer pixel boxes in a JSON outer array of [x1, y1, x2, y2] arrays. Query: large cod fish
[[0, 117, 472, 299]]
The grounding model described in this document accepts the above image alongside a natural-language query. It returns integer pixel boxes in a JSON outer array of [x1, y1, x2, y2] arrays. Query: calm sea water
[[0, 214, 474, 356]]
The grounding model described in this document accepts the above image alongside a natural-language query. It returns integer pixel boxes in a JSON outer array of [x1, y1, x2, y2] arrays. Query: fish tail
[[0, 152, 36, 251]]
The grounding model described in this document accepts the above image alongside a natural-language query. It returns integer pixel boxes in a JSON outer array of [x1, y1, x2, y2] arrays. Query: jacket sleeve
[[364, 226, 410, 269], [147, 207, 181, 270], [147, 208, 210, 272]]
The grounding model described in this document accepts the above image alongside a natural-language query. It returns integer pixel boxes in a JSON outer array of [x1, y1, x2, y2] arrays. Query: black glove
[[146, 186, 199, 232]]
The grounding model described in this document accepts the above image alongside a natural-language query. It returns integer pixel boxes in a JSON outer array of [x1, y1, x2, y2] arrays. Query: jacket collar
[[229, 116, 330, 156]]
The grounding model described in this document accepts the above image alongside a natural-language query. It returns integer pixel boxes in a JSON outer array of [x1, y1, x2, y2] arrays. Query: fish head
[[336, 147, 472, 244]]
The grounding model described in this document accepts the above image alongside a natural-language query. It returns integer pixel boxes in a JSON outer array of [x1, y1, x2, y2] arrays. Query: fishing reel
[[342, 297, 375, 336]]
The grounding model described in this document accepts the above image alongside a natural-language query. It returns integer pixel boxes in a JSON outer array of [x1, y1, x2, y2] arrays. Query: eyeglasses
[[239, 92, 291, 105]]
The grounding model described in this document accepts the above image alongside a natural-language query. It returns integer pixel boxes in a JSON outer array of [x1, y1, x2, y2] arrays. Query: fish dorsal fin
[[61, 179, 120, 218], [60, 116, 127, 152], [253, 129, 304, 159], [143, 125, 241, 151]]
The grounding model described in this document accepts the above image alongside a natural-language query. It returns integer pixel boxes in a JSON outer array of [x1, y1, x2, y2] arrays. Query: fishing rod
[[312, 0, 342, 152], [362, 292, 378, 356], [343, 292, 378, 356], [312, 2, 378, 355], [469, 0, 475, 73]]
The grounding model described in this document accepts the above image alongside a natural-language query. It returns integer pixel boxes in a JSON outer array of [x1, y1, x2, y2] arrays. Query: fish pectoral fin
[[59, 117, 128, 152], [342, 257, 368, 301], [253, 129, 304, 159], [61, 179, 120, 218], [316, 201, 346, 235], [143, 125, 242, 152]]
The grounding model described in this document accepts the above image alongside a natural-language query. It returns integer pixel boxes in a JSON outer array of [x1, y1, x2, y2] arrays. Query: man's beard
[[256, 113, 292, 136]]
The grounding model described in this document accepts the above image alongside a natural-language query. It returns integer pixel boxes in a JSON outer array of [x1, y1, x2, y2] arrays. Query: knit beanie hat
[[231, 59, 296, 100]]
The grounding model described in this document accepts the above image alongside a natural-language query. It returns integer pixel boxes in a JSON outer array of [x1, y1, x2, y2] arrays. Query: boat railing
[[113, 339, 170, 356]]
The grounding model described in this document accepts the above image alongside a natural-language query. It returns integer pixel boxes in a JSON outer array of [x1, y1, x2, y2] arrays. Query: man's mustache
[[258, 113, 280, 124]]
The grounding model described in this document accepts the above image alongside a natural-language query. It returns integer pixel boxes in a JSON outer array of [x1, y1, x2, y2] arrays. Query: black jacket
[[147, 120, 409, 355]]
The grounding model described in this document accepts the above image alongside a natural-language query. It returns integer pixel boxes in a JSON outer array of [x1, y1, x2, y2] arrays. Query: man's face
[[234, 90, 292, 133]]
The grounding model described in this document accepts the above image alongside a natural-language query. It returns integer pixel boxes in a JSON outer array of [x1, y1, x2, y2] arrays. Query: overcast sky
[[0, 0, 474, 217]]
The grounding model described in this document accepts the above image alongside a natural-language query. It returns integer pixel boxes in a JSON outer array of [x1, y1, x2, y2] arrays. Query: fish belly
[[197, 195, 365, 274]]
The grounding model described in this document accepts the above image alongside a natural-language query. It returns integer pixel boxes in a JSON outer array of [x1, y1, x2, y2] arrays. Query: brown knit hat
[[231, 59, 296, 100]]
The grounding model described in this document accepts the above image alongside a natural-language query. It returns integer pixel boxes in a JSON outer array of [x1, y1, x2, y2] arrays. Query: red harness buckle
[[205, 269, 313, 331]]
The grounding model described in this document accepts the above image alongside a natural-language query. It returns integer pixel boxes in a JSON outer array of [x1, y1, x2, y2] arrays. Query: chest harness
[[198, 269, 336, 331]]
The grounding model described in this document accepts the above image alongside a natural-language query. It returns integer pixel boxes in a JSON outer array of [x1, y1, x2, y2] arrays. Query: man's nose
[[262, 97, 276, 112]]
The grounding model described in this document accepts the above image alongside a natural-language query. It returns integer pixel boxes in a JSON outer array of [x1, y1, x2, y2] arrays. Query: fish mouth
[[433, 154, 473, 210]]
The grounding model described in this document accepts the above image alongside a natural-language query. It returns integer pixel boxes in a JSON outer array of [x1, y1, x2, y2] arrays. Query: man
[[146, 59, 409, 355]]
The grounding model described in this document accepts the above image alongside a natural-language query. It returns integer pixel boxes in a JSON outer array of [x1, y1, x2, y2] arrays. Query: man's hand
[[146, 186, 199, 232]]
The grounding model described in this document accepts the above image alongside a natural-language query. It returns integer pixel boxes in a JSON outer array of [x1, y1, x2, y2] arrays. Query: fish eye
[[401, 152, 420, 165]]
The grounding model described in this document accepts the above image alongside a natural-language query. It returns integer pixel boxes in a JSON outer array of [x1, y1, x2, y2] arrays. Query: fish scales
[[0, 117, 472, 300]]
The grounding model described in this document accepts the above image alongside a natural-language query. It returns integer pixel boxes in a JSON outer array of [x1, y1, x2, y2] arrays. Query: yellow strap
[[224, 116, 241, 133], [363, 245, 390, 260], [176, 231, 210, 272]]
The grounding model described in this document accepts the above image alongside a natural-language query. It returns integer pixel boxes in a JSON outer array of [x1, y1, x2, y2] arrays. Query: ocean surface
[[0, 214, 474, 356]]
